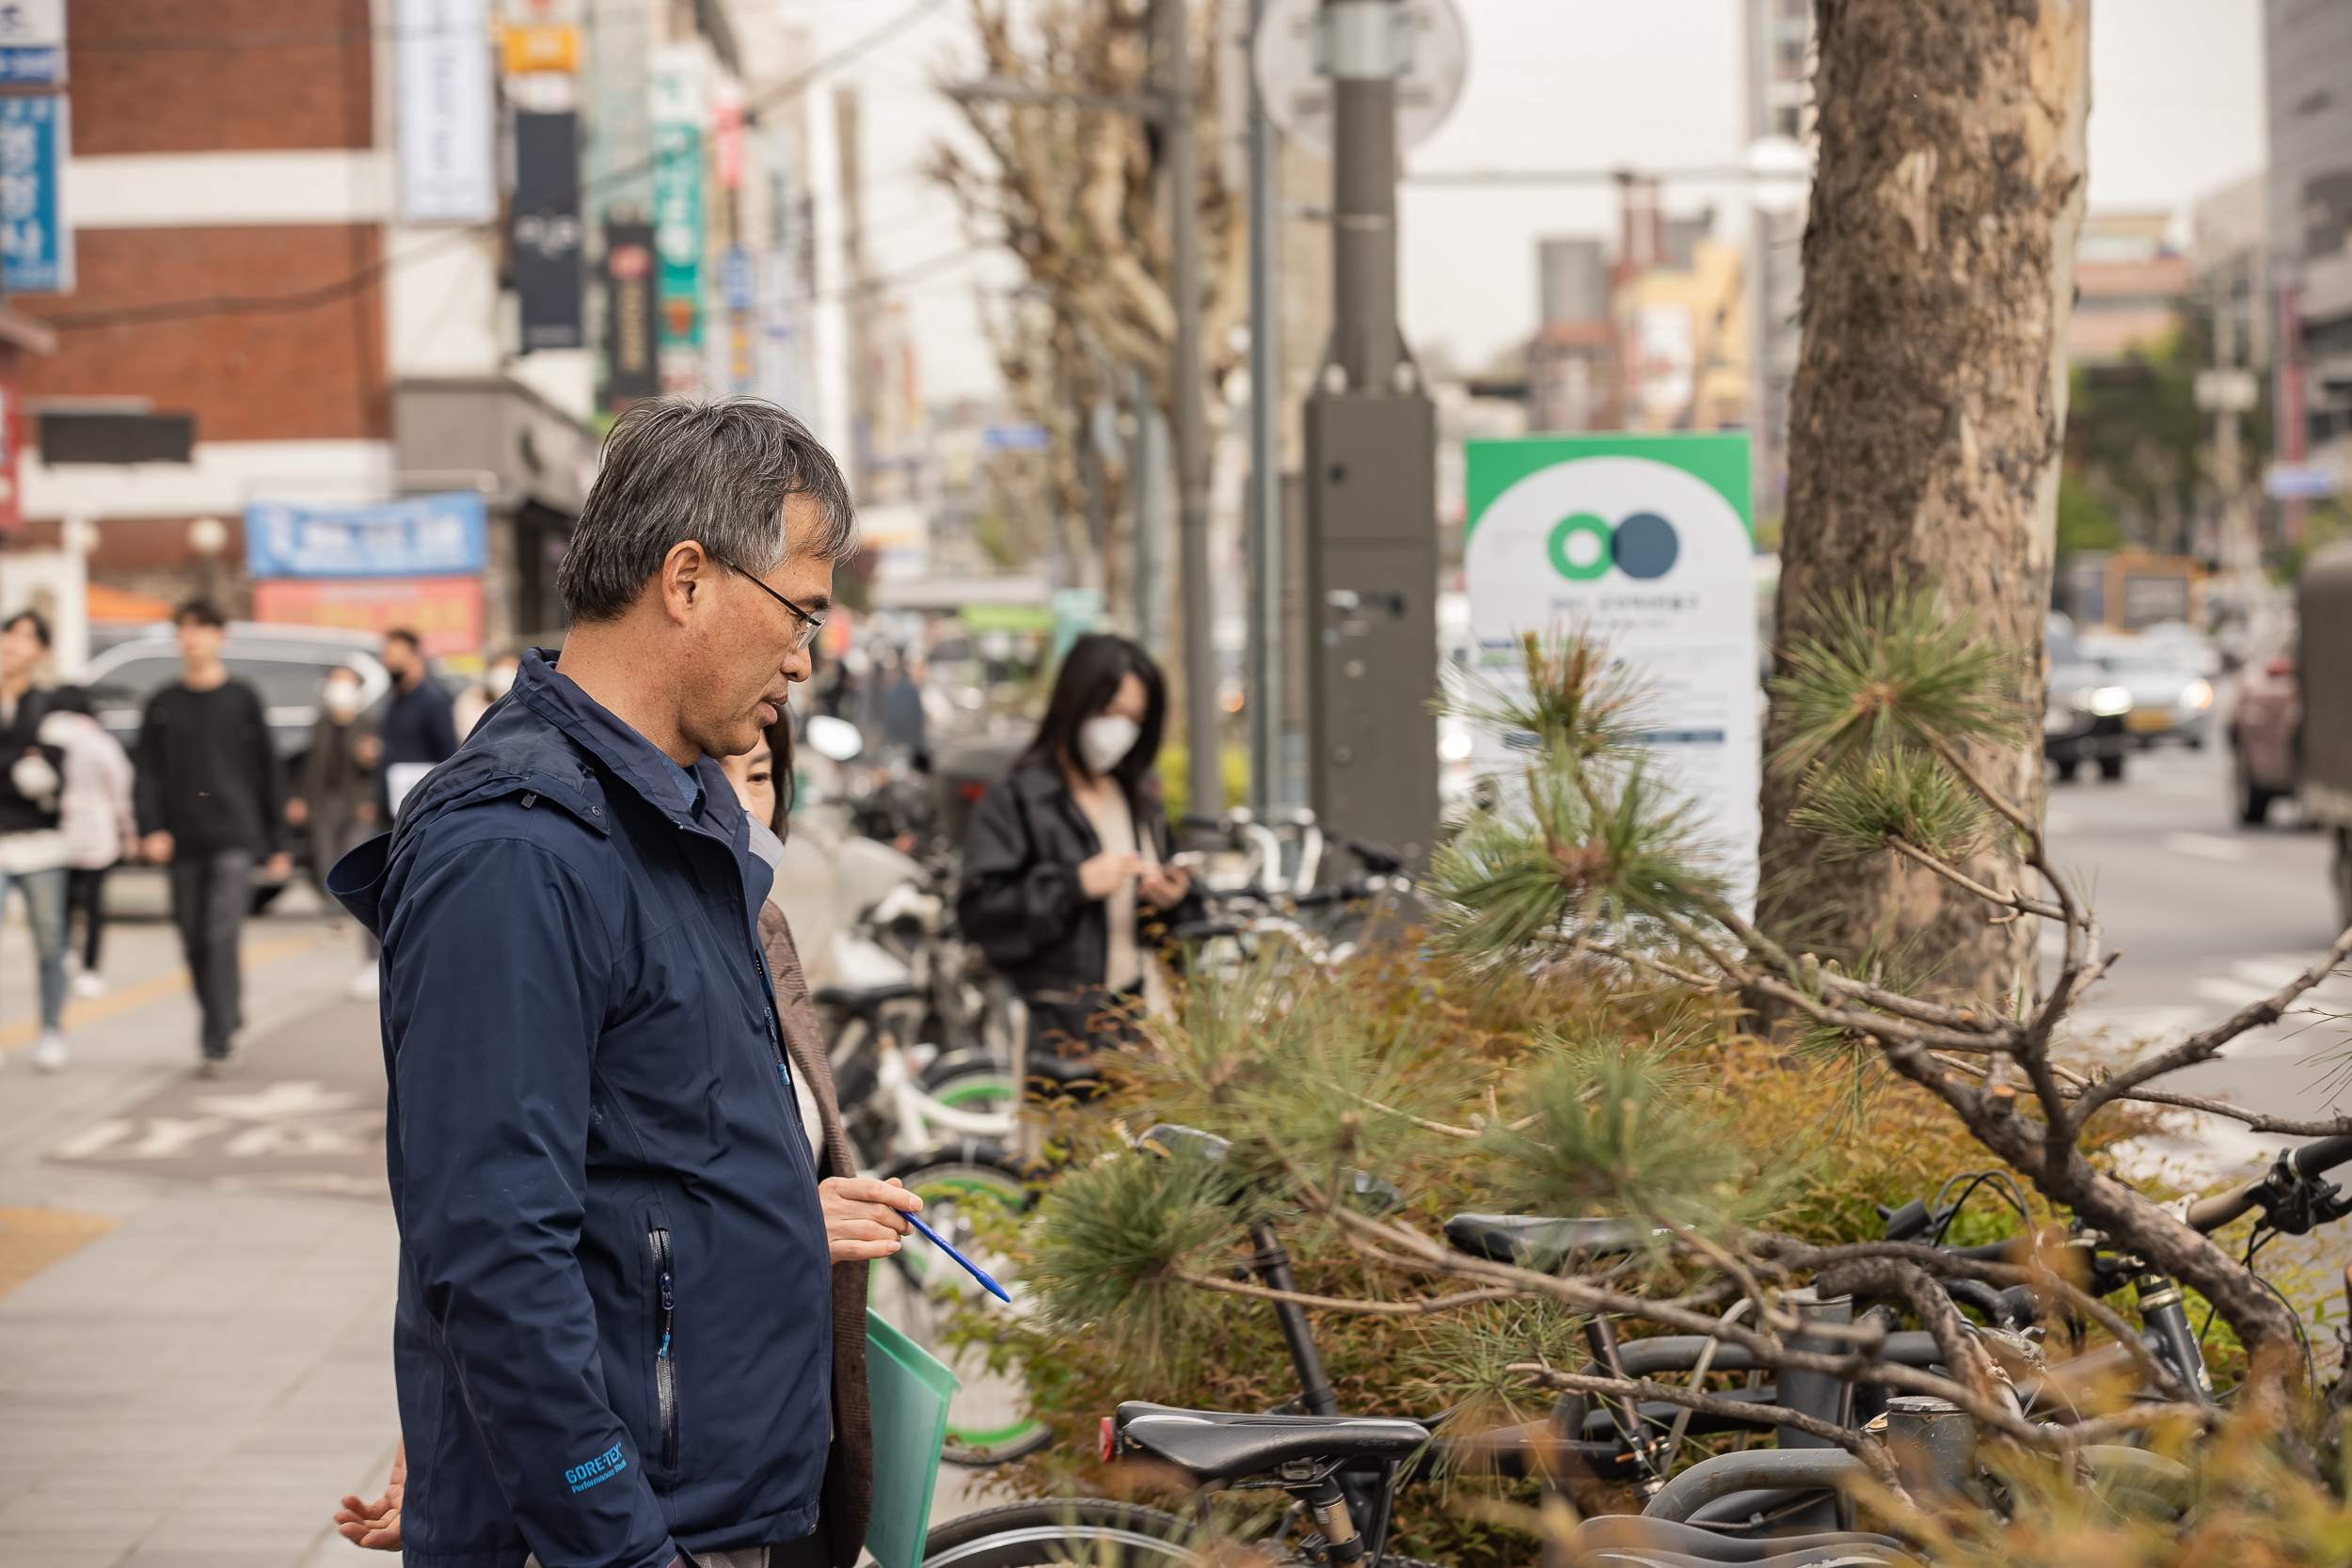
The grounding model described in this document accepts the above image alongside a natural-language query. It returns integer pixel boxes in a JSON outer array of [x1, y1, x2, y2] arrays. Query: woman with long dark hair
[[957, 633, 1199, 1091]]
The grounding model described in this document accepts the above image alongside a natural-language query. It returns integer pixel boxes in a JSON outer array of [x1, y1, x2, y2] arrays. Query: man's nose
[[785, 646, 814, 683]]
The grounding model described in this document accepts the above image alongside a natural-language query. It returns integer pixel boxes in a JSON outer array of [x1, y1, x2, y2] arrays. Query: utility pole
[[1155, 0, 1221, 824], [1302, 0, 1437, 871], [1246, 0, 1283, 815]]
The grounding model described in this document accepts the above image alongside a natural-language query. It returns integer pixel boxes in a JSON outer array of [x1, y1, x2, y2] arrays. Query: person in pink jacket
[[40, 688, 137, 1029]]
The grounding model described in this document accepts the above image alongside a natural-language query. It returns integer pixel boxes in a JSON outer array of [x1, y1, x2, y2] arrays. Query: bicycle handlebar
[[2288, 1132, 2352, 1179]]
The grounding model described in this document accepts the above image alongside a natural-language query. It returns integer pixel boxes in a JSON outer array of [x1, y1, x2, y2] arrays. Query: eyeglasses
[[723, 562, 827, 654]]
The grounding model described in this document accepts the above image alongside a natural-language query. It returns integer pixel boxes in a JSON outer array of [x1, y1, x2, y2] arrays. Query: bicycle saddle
[[1444, 1212, 1661, 1271], [1109, 1402, 1430, 1484], [1567, 1516, 1919, 1567], [812, 978, 920, 1007]]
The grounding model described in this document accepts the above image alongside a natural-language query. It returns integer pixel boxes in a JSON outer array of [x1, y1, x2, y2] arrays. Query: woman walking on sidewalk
[[41, 686, 137, 1005], [0, 611, 72, 1072]]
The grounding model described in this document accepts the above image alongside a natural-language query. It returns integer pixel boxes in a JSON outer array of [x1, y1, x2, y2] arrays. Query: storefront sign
[[650, 49, 704, 354], [0, 0, 65, 86], [512, 110, 583, 350], [601, 221, 660, 404], [245, 491, 488, 579], [252, 577, 485, 658], [1463, 433, 1759, 904], [397, 0, 497, 224], [501, 22, 577, 73], [0, 95, 69, 293]]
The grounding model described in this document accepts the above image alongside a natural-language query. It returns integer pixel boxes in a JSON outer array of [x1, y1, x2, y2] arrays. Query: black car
[[2045, 614, 2130, 782]]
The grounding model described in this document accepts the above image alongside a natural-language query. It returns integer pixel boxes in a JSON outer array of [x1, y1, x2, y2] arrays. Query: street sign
[[245, 491, 489, 579], [2266, 463, 2336, 500], [1463, 434, 1759, 907], [0, 95, 70, 293], [0, 0, 65, 86], [1251, 0, 1467, 159], [2195, 369, 2259, 413]]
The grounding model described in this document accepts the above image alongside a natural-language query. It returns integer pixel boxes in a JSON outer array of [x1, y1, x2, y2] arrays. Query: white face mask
[[324, 680, 362, 721], [1077, 714, 1140, 776], [483, 662, 517, 698]]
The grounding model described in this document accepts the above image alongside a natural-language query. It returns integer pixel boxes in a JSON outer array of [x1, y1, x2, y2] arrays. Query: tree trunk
[[1759, 0, 2090, 1004]]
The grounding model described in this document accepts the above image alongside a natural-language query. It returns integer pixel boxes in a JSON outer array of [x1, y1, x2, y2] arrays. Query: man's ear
[[660, 541, 710, 626]]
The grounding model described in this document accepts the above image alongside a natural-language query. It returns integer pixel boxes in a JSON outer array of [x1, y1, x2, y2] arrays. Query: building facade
[[2, 0, 818, 663]]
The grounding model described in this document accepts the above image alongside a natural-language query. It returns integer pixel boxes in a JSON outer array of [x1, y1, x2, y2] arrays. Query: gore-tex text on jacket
[[329, 649, 831, 1568]]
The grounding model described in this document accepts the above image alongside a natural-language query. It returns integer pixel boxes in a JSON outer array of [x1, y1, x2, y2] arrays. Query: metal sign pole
[[1301, 0, 1438, 875]]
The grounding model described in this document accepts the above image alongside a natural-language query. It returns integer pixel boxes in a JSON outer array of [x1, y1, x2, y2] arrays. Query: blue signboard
[[0, 0, 66, 87], [245, 491, 488, 580], [0, 95, 69, 293]]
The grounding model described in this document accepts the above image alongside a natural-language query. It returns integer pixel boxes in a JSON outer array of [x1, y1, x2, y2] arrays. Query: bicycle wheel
[[921, 1501, 1439, 1568], [923, 1500, 1199, 1568], [874, 1150, 1047, 1465]]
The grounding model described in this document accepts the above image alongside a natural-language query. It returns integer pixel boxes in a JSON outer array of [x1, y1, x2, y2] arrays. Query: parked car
[[2225, 654, 2298, 825], [2045, 614, 2130, 783], [2081, 633, 2216, 748], [80, 623, 396, 902]]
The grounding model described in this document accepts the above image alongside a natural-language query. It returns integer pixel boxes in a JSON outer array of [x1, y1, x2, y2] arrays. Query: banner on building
[[398, 0, 497, 224], [602, 220, 660, 405], [0, 0, 65, 86], [723, 243, 755, 393], [1462, 433, 1757, 907], [650, 47, 705, 357], [245, 491, 489, 579], [0, 95, 68, 293], [253, 577, 485, 658], [501, 23, 577, 74], [513, 110, 583, 350]]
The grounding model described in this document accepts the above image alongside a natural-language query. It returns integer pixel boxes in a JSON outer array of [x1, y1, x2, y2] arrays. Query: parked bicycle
[[922, 1126, 2352, 1565]]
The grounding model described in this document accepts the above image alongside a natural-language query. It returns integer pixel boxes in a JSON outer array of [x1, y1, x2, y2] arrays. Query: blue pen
[[905, 1210, 1013, 1303]]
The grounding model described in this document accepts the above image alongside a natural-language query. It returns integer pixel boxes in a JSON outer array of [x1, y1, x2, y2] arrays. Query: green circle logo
[[1548, 512, 1613, 580]]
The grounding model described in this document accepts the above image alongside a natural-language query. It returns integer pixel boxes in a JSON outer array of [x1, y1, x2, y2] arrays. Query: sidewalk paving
[[0, 884, 1019, 1567]]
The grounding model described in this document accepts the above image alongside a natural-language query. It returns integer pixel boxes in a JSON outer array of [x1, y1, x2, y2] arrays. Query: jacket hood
[[327, 648, 732, 937]]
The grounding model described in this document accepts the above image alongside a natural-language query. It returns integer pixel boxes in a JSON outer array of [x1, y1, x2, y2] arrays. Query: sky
[[783, 0, 2269, 403]]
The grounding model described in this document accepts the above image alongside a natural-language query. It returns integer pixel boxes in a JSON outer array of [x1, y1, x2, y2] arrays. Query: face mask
[[483, 662, 517, 698], [324, 681, 361, 721], [1077, 714, 1140, 776]]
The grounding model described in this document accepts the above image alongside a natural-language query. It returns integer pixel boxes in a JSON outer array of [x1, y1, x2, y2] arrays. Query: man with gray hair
[[330, 398, 919, 1568]]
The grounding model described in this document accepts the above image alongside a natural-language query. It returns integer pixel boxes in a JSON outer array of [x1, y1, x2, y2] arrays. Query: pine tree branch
[[1171, 1272, 1520, 1316], [2065, 924, 2352, 1135], [1502, 1364, 1906, 1489], [1882, 835, 2063, 920]]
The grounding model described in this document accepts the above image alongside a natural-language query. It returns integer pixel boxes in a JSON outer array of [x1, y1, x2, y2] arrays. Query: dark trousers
[[169, 847, 251, 1058], [65, 864, 109, 972]]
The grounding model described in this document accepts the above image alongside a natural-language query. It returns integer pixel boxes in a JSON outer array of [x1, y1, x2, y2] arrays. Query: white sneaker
[[32, 1031, 67, 1072], [348, 966, 380, 1000], [71, 972, 106, 1000]]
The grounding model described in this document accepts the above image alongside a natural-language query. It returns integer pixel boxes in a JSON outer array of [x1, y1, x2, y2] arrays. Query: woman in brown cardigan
[[334, 717, 909, 1565]]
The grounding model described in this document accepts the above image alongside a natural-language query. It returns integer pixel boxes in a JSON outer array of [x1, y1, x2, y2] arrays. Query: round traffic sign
[[1249, 0, 1469, 160]]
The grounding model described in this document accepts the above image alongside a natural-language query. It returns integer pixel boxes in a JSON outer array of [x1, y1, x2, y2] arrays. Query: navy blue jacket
[[331, 650, 832, 1568]]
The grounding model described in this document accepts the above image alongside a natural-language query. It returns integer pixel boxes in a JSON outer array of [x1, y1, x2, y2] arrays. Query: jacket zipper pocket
[[649, 1227, 679, 1468]]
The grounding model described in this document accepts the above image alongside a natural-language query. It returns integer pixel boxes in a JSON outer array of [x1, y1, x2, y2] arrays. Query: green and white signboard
[[1463, 433, 1759, 902]]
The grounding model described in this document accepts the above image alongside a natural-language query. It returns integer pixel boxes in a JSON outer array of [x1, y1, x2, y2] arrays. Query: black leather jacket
[[956, 760, 1200, 997]]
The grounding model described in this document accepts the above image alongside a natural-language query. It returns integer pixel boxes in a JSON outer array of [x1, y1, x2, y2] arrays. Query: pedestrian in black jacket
[[956, 633, 1199, 1093], [0, 610, 70, 1071], [135, 602, 292, 1075], [370, 626, 457, 819]]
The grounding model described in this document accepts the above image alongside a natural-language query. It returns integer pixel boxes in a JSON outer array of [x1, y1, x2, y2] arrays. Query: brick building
[[0, 0, 812, 665]]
